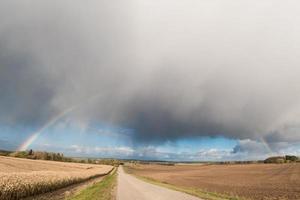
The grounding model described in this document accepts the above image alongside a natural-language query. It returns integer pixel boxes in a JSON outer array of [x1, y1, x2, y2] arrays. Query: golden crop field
[[0, 156, 113, 200]]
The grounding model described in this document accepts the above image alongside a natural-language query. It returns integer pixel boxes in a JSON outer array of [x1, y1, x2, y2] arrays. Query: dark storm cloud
[[1, 0, 300, 148], [0, 44, 57, 125]]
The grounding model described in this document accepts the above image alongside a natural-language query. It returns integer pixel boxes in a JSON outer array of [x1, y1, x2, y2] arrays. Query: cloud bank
[[63, 141, 300, 161], [1, 0, 300, 152]]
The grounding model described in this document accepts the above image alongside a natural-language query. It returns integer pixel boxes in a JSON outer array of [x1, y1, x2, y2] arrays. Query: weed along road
[[117, 166, 201, 200]]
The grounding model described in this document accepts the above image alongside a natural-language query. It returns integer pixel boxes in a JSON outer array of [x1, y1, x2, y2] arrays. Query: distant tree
[[28, 149, 33, 155], [285, 155, 298, 162], [264, 156, 285, 164]]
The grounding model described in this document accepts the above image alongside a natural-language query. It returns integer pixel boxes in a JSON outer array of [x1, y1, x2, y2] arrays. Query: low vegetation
[[0, 156, 113, 200], [68, 168, 117, 200], [264, 155, 299, 163], [0, 149, 11, 156], [2, 149, 122, 166], [9, 149, 69, 162]]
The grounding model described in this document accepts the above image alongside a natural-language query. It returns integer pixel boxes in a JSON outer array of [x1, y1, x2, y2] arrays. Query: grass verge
[[68, 168, 117, 200], [123, 166, 245, 200]]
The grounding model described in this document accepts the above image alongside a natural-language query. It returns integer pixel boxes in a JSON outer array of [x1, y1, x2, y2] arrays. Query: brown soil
[[126, 163, 300, 200]]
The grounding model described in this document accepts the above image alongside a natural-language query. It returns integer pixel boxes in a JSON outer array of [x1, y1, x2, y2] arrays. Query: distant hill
[[0, 149, 121, 166]]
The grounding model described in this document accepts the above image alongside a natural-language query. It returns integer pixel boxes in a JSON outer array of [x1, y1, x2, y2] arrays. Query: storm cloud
[[1, 0, 300, 149]]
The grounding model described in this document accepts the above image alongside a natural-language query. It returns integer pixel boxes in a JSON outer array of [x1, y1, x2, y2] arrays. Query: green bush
[[264, 155, 299, 163], [285, 155, 298, 162]]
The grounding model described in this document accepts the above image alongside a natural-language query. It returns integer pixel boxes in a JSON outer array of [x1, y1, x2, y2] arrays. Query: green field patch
[[68, 168, 117, 200]]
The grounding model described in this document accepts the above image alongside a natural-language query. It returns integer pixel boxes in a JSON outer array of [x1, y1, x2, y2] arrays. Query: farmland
[[125, 163, 300, 200], [0, 156, 113, 200]]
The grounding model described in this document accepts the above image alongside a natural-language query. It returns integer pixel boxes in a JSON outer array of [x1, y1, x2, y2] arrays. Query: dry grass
[[0, 156, 113, 200], [125, 163, 300, 200]]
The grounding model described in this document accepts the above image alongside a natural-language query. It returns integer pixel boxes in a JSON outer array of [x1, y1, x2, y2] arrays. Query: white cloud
[[33, 140, 300, 161], [68, 145, 134, 157]]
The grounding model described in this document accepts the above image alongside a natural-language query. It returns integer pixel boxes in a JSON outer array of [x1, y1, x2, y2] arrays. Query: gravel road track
[[117, 166, 201, 200]]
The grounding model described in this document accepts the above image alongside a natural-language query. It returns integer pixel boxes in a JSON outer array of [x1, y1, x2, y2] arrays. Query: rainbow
[[17, 94, 102, 151], [17, 94, 102, 152], [260, 137, 274, 155], [17, 107, 75, 151]]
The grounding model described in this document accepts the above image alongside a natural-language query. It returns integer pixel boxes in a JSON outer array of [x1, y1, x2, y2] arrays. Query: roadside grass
[[123, 166, 245, 200], [68, 168, 117, 200]]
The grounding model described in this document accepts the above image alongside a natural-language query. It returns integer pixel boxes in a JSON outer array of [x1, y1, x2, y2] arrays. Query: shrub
[[264, 156, 285, 163], [285, 155, 298, 162], [264, 155, 299, 163]]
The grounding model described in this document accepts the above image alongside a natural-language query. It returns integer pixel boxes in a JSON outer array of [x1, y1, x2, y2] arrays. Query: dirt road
[[117, 166, 200, 200]]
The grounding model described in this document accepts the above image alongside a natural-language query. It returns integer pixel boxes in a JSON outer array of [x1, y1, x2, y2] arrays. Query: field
[[125, 163, 300, 200], [0, 156, 113, 200]]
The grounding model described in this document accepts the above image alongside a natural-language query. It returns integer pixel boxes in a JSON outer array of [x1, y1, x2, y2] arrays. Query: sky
[[0, 0, 300, 161]]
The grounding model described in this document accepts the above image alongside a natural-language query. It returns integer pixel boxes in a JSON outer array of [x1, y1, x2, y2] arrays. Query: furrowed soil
[[126, 163, 300, 200]]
